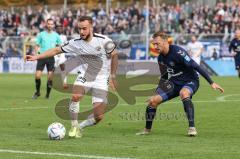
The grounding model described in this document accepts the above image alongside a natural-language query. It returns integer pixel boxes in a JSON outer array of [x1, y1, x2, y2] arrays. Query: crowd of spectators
[[0, 1, 239, 58], [0, 1, 239, 37]]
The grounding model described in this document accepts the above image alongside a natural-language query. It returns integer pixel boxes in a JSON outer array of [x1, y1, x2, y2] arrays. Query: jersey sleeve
[[176, 47, 214, 84], [103, 36, 116, 54], [60, 39, 77, 53]]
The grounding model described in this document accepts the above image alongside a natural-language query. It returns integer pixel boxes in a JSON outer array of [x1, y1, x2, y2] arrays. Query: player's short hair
[[46, 18, 54, 22], [79, 16, 93, 24], [152, 31, 169, 40]]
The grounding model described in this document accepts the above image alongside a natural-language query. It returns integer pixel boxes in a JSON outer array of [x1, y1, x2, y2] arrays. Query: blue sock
[[182, 97, 195, 127], [145, 106, 156, 130]]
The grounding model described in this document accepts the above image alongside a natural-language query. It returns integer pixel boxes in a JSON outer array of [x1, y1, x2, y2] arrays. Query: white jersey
[[187, 41, 203, 65], [61, 33, 114, 80]]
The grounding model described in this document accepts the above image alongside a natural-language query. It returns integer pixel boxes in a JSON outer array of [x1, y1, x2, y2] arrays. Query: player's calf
[[78, 103, 105, 133], [68, 100, 80, 138], [136, 95, 163, 135], [180, 88, 196, 136], [32, 78, 41, 99], [46, 80, 52, 99]]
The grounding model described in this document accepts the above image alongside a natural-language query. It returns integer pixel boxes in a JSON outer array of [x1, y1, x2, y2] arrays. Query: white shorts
[[54, 54, 66, 67], [74, 75, 109, 104]]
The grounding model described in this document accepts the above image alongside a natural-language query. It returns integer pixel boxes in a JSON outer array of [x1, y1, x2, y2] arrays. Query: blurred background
[[0, 0, 239, 76]]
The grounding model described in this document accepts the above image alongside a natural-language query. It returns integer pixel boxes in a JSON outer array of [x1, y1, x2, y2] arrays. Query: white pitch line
[[216, 94, 240, 102], [0, 106, 49, 111], [0, 149, 135, 159], [127, 99, 240, 106], [0, 99, 240, 111]]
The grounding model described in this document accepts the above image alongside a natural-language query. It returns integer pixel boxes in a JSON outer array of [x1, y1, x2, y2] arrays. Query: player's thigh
[[71, 84, 86, 101], [154, 82, 179, 107], [91, 78, 108, 104], [179, 81, 199, 99], [72, 75, 92, 101]]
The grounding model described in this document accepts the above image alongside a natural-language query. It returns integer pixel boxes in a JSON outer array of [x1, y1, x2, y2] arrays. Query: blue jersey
[[229, 38, 240, 54], [158, 45, 213, 85]]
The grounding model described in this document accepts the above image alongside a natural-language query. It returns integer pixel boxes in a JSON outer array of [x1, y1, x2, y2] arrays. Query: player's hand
[[26, 55, 38, 61], [109, 75, 118, 91], [211, 83, 224, 93]]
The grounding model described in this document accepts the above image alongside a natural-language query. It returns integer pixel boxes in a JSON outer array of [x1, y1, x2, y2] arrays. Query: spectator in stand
[[0, 1, 239, 36], [5, 43, 21, 58]]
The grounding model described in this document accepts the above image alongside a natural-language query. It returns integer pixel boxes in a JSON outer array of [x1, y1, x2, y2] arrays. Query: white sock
[[79, 118, 96, 129], [71, 120, 78, 127], [69, 101, 80, 127]]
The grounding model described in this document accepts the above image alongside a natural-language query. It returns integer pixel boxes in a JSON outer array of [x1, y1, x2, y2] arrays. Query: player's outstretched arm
[[109, 50, 118, 91], [191, 61, 224, 93], [211, 83, 224, 93], [26, 47, 62, 61]]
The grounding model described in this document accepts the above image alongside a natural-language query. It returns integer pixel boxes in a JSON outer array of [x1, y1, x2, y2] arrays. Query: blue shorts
[[234, 54, 240, 69], [156, 80, 199, 102]]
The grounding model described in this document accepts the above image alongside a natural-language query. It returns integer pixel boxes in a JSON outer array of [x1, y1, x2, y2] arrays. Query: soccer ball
[[47, 122, 66, 140]]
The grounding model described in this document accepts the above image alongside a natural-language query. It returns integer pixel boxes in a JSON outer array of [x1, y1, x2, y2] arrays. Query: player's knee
[[35, 74, 41, 79], [179, 89, 191, 99], [148, 97, 161, 108], [94, 114, 104, 123], [71, 94, 82, 102]]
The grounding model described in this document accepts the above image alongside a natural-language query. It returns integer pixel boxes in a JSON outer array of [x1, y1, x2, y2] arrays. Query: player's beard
[[81, 33, 91, 41]]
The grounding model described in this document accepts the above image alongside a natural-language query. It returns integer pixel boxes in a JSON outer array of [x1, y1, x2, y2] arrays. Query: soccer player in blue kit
[[229, 29, 240, 78], [136, 32, 224, 136]]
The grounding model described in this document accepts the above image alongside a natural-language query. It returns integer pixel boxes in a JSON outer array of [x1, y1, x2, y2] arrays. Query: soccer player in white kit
[[26, 16, 118, 138], [187, 36, 204, 65]]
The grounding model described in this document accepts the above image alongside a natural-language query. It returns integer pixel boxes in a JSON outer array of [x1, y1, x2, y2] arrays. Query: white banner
[[0, 59, 2, 73], [8, 58, 38, 73], [23, 61, 37, 73], [9, 58, 24, 73]]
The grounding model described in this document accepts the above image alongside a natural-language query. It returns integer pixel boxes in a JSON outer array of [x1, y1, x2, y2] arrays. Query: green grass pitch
[[0, 74, 239, 159]]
